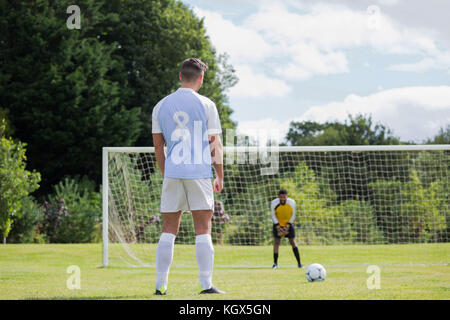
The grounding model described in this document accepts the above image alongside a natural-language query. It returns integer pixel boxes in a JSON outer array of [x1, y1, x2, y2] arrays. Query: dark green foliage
[[224, 184, 272, 245], [283, 115, 408, 204], [39, 177, 101, 243], [0, 119, 41, 243], [280, 162, 382, 245], [97, 0, 237, 147], [0, 0, 142, 195], [7, 196, 42, 243], [426, 125, 450, 144], [286, 114, 400, 146], [108, 152, 162, 244], [370, 166, 448, 244], [40, 198, 69, 243], [1, 0, 236, 196], [335, 200, 383, 244]]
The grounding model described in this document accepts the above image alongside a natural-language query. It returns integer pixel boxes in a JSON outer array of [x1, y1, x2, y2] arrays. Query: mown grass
[[0, 243, 448, 300]]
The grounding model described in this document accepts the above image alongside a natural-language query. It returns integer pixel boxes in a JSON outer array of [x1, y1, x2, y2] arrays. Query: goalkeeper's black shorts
[[273, 223, 296, 239]]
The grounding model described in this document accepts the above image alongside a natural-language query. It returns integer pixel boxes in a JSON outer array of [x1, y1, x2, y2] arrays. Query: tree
[[0, 0, 237, 194], [284, 115, 404, 202], [370, 170, 447, 243], [0, 0, 141, 195], [0, 119, 41, 243], [98, 0, 237, 146], [286, 114, 400, 146], [426, 125, 450, 144], [40, 177, 101, 243]]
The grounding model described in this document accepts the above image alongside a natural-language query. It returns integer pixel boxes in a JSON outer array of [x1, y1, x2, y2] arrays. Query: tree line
[[0, 0, 237, 243], [0, 0, 237, 196], [0, 0, 448, 244]]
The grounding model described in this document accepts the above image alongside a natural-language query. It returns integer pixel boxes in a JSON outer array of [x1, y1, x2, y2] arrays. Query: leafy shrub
[[8, 196, 42, 243], [108, 153, 162, 244], [370, 170, 447, 243], [39, 177, 101, 243], [0, 119, 41, 243], [281, 162, 382, 245]]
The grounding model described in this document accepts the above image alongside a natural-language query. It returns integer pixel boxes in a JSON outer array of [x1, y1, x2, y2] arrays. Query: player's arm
[[209, 134, 223, 192], [206, 99, 223, 193], [153, 133, 166, 177], [288, 200, 296, 225], [270, 201, 279, 225], [151, 100, 165, 176]]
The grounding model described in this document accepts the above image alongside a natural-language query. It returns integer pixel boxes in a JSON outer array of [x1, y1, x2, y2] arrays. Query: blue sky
[[182, 0, 450, 143]]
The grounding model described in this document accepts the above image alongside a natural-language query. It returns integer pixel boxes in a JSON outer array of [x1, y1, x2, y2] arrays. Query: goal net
[[102, 145, 449, 268]]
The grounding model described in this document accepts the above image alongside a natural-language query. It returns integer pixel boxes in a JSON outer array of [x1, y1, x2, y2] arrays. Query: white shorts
[[160, 177, 214, 213]]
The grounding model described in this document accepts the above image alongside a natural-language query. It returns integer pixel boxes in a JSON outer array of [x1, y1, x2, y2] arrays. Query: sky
[[181, 0, 450, 144]]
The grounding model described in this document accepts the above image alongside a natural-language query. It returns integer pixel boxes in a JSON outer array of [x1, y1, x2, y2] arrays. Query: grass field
[[0, 243, 449, 300]]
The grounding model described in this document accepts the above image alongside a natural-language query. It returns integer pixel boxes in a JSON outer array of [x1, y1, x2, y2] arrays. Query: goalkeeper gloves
[[276, 224, 289, 237]]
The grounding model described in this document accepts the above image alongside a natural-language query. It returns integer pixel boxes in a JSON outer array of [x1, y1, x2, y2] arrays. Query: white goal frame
[[102, 144, 449, 267]]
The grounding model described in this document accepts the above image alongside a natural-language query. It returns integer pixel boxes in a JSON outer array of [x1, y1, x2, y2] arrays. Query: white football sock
[[155, 232, 176, 291], [195, 233, 214, 290]]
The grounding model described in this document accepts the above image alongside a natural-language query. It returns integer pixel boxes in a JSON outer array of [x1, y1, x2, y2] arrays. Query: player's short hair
[[180, 58, 208, 83], [279, 189, 288, 195]]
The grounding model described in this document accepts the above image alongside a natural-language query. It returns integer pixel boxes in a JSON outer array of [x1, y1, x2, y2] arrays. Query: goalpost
[[102, 145, 449, 268]]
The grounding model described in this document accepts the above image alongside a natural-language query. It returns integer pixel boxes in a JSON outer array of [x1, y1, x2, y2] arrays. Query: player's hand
[[213, 178, 223, 193], [276, 225, 288, 236]]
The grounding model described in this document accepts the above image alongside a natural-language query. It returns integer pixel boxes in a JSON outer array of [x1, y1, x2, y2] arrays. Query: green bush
[[334, 200, 384, 244], [7, 196, 42, 243], [224, 184, 272, 246], [39, 177, 101, 243], [281, 162, 383, 245], [370, 170, 447, 243], [0, 119, 41, 243], [108, 153, 162, 244]]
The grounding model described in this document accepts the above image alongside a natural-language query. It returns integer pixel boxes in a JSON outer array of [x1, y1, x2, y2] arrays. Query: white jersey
[[152, 87, 222, 179]]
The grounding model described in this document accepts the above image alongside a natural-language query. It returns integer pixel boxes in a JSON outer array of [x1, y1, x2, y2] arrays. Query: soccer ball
[[305, 263, 326, 282]]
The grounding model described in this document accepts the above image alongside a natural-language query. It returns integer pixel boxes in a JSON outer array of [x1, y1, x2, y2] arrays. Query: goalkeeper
[[270, 189, 303, 269]]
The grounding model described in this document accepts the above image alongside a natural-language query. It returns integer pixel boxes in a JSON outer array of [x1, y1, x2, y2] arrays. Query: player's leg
[[272, 224, 281, 269], [273, 237, 281, 269], [288, 235, 303, 268], [162, 211, 183, 234], [192, 209, 224, 293], [155, 211, 182, 294], [186, 178, 224, 294], [192, 209, 213, 235], [155, 178, 187, 295]]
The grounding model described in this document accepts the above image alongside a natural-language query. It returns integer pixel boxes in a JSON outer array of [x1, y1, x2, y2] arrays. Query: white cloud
[[193, 8, 273, 64], [237, 86, 450, 143], [193, 8, 289, 98], [193, 1, 450, 103], [377, 0, 400, 6], [388, 52, 450, 73], [236, 118, 290, 144], [274, 43, 349, 80], [196, 2, 450, 83], [246, 2, 442, 58], [230, 65, 291, 98]]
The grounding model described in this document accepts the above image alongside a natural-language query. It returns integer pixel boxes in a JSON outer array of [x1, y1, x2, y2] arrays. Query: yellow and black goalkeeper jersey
[[270, 198, 296, 227]]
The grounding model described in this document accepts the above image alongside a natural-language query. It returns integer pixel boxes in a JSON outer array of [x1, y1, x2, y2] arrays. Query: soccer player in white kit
[[152, 58, 225, 295]]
